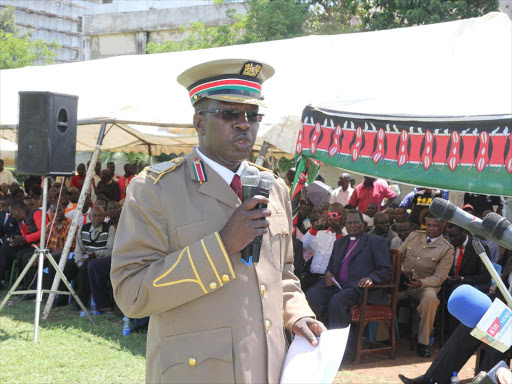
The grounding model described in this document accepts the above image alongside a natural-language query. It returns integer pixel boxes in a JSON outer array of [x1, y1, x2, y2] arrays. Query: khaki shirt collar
[[195, 147, 247, 186]]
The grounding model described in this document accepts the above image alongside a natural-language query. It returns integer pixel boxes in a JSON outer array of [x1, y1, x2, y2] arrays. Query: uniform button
[[188, 357, 196, 366], [412, 269, 415, 272], [282, 229, 288, 235], [423, 246, 426, 249], [417, 257, 420, 260], [264, 319, 271, 331], [221, 274, 230, 282], [260, 284, 266, 295], [209, 282, 218, 290]]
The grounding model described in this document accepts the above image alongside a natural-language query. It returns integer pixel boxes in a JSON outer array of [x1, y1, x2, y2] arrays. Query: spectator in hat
[[330, 172, 353, 206]]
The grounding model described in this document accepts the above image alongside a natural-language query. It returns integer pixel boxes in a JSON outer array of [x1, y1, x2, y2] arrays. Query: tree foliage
[[303, 0, 362, 34], [360, 0, 500, 31], [147, 1, 309, 54], [0, 6, 59, 69]]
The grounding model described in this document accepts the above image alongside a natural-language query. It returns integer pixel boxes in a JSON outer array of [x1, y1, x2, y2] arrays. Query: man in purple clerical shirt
[[306, 210, 392, 329]]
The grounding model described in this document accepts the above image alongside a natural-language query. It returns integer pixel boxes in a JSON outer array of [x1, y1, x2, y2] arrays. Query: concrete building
[[0, 0, 246, 63], [500, 0, 512, 19], [0, 0, 83, 63], [81, 2, 248, 61]]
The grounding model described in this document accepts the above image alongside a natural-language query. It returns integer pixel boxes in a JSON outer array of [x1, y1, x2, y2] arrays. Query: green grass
[[0, 298, 146, 383]]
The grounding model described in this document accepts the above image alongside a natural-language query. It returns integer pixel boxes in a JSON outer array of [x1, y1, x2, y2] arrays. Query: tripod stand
[[0, 177, 94, 342]]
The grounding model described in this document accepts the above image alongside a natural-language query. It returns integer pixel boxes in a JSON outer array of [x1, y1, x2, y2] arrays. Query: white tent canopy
[[0, 12, 510, 155]]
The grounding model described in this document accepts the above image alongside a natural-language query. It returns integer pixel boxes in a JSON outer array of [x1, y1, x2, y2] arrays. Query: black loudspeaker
[[16, 91, 78, 176]]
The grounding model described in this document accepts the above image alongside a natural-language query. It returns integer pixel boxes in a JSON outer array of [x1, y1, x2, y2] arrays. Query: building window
[[103, 0, 113, 4]]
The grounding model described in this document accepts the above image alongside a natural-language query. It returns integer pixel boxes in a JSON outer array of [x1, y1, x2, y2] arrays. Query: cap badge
[[240, 61, 262, 78]]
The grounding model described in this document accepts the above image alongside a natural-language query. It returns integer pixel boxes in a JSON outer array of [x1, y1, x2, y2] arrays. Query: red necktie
[[455, 246, 464, 275], [230, 174, 242, 200]]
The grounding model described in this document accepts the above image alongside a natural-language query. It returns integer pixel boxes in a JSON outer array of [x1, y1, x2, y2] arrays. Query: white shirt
[[303, 229, 341, 274], [426, 235, 442, 244], [66, 207, 92, 226], [0, 169, 14, 186], [195, 147, 248, 186], [330, 186, 354, 206]]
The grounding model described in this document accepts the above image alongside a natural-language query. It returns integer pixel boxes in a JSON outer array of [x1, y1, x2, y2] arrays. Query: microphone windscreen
[[258, 171, 275, 191], [241, 166, 260, 187], [482, 212, 511, 241], [429, 197, 456, 221], [447, 284, 492, 328]]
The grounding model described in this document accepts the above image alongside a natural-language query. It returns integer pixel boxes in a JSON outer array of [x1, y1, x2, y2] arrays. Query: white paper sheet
[[280, 326, 350, 384]]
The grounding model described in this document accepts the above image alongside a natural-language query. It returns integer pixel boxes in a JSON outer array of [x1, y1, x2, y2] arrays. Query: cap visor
[[205, 94, 267, 108]]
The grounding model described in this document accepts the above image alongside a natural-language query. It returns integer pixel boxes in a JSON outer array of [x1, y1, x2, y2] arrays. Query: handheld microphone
[[482, 213, 512, 250], [429, 198, 488, 239], [447, 284, 492, 328], [448, 285, 512, 353], [240, 167, 275, 266]]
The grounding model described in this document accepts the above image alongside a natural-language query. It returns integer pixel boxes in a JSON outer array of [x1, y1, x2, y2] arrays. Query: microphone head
[[429, 197, 456, 221], [447, 284, 492, 328], [258, 171, 275, 191], [240, 166, 260, 187], [482, 212, 511, 241]]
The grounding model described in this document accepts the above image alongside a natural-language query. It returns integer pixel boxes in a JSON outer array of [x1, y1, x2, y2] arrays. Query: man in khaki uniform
[[398, 214, 454, 358], [111, 59, 324, 383]]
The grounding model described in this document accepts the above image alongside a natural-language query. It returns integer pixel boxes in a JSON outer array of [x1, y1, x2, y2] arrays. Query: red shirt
[[19, 209, 44, 244], [118, 174, 135, 200], [348, 182, 397, 213], [70, 175, 86, 191]]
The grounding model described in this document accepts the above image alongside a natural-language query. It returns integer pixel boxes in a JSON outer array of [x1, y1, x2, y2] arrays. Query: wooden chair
[[349, 249, 401, 364]]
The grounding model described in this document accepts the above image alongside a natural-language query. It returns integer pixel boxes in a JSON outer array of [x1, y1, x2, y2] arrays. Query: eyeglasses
[[198, 109, 264, 123], [328, 212, 340, 220]]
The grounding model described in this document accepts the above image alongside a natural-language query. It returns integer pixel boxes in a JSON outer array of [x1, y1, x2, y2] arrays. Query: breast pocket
[[176, 219, 226, 249], [160, 327, 235, 384], [268, 214, 289, 272]]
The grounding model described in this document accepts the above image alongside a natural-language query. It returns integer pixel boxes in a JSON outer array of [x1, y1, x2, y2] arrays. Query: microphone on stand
[[429, 197, 488, 239], [240, 167, 274, 266], [482, 212, 512, 250]]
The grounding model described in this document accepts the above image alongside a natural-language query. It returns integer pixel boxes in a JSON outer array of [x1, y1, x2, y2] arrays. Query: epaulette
[[247, 162, 278, 178], [143, 157, 184, 184]]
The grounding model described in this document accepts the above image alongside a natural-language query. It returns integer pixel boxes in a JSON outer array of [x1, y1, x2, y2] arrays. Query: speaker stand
[[0, 177, 94, 342]]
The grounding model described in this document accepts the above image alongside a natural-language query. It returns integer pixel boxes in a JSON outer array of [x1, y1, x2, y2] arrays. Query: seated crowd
[[0, 160, 138, 317], [293, 170, 510, 360]]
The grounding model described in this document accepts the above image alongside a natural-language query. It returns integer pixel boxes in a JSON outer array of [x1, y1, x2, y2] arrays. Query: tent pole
[[42, 123, 107, 320], [255, 140, 271, 166], [148, 144, 153, 165]]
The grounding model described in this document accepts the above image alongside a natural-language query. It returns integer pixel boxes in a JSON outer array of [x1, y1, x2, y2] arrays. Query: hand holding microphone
[[218, 166, 275, 263]]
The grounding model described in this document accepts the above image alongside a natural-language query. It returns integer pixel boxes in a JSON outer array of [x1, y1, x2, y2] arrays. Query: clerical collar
[[349, 234, 363, 241], [195, 147, 248, 186]]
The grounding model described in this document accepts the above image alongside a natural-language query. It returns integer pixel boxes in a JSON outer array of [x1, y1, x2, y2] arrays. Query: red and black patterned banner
[[295, 105, 512, 196]]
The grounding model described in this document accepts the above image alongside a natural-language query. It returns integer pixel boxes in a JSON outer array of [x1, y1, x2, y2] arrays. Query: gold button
[[412, 269, 415, 272], [282, 229, 288, 235], [260, 284, 266, 295], [417, 257, 420, 260], [188, 357, 196, 366], [222, 274, 230, 282], [209, 282, 218, 290], [423, 246, 426, 249], [264, 319, 271, 331]]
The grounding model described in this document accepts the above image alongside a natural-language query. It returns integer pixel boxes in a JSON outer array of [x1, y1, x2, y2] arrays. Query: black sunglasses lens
[[246, 112, 263, 122], [218, 110, 262, 122], [220, 110, 240, 121]]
